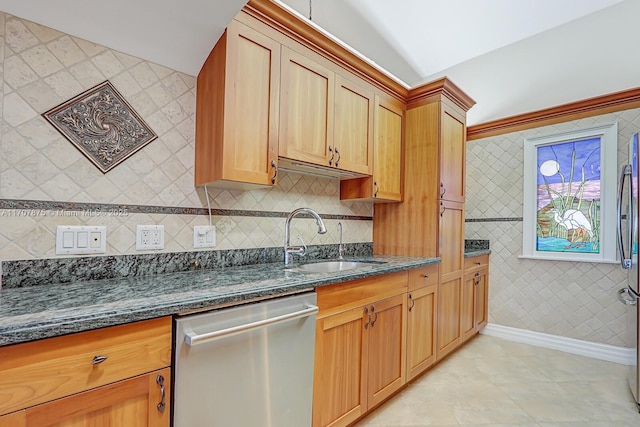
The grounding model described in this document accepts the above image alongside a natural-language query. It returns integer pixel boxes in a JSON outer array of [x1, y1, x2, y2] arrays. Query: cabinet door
[[439, 200, 464, 278], [22, 368, 170, 427], [437, 277, 463, 360], [279, 47, 334, 166], [313, 307, 368, 427], [372, 94, 403, 201], [406, 284, 437, 381], [195, 19, 280, 188], [367, 293, 406, 409], [333, 75, 373, 175], [462, 270, 477, 342], [439, 104, 466, 203], [475, 267, 489, 331]]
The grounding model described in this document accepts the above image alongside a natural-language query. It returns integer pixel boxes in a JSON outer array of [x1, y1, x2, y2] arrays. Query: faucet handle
[[296, 234, 308, 257]]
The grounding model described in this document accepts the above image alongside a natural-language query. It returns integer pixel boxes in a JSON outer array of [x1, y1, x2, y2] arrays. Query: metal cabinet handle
[[474, 272, 481, 286], [370, 305, 378, 327], [271, 160, 277, 184], [184, 304, 319, 346], [328, 146, 334, 166], [440, 182, 446, 198], [440, 203, 446, 217], [92, 355, 108, 365], [373, 181, 379, 198], [156, 374, 166, 413], [618, 288, 638, 305], [335, 147, 341, 167], [476, 262, 481, 265], [408, 294, 415, 312], [423, 274, 429, 279], [364, 306, 370, 329]]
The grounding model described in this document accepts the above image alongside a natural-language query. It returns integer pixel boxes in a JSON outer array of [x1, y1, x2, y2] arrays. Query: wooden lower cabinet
[[0, 318, 172, 427], [436, 277, 463, 360], [1, 368, 170, 427], [313, 273, 407, 427], [406, 283, 438, 381], [462, 254, 490, 342]]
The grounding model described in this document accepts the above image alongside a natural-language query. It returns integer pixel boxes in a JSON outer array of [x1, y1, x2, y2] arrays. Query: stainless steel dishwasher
[[173, 292, 318, 426]]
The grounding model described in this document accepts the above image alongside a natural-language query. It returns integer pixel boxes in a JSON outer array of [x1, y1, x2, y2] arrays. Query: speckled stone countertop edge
[[0, 256, 440, 347], [464, 249, 491, 257]]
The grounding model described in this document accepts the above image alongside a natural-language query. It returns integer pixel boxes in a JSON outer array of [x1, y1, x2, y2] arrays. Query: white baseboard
[[480, 323, 635, 366]]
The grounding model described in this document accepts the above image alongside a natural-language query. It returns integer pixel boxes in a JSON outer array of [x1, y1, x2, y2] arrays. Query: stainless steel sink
[[295, 260, 383, 273]]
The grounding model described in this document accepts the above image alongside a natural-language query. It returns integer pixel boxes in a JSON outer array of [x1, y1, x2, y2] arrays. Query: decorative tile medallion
[[42, 81, 157, 173]]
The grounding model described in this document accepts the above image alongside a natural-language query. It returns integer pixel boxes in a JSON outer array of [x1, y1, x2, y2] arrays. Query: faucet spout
[[284, 208, 327, 266]]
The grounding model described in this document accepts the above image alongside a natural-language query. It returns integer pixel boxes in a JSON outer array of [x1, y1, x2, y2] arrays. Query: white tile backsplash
[[0, 12, 373, 261]]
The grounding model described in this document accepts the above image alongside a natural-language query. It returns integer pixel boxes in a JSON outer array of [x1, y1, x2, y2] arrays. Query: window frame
[[521, 123, 618, 263]]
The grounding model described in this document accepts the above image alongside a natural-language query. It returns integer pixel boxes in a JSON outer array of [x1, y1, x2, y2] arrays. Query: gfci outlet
[[193, 225, 216, 248], [136, 225, 164, 250]]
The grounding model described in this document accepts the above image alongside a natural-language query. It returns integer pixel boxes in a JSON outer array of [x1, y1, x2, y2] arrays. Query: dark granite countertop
[[0, 255, 439, 347]]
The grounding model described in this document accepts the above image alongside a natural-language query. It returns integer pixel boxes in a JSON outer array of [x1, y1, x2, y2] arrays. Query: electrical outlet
[[136, 225, 164, 250], [193, 225, 216, 249]]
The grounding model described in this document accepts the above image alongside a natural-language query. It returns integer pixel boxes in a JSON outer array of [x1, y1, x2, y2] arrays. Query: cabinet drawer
[[408, 264, 439, 291], [464, 255, 489, 271], [316, 271, 408, 318], [0, 317, 171, 416]]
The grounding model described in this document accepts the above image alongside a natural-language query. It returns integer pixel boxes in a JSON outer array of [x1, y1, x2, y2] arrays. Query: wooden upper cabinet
[[195, 18, 280, 189], [340, 93, 403, 202], [279, 46, 335, 167], [333, 75, 374, 175], [439, 103, 466, 203]]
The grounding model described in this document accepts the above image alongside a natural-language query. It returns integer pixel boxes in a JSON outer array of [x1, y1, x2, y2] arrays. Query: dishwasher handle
[[184, 304, 319, 346]]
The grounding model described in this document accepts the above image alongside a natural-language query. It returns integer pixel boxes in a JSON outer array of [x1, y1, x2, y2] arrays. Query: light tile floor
[[355, 335, 639, 427]]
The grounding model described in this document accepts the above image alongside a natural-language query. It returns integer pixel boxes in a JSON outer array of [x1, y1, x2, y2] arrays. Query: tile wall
[[0, 13, 373, 262], [466, 107, 640, 347]]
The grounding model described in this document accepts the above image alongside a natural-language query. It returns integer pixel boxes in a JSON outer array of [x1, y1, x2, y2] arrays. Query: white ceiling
[[0, 0, 638, 126]]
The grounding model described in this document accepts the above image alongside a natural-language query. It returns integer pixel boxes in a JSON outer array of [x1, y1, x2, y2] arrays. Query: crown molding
[[468, 87, 640, 141]]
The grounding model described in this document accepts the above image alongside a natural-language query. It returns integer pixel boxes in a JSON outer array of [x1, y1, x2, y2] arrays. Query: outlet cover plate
[[136, 225, 164, 250], [193, 225, 216, 248]]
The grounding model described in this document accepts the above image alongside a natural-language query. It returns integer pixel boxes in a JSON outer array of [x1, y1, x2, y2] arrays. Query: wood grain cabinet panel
[[195, 18, 281, 189], [20, 368, 170, 427], [0, 317, 171, 417], [0, 411, 25, 427], [333, 75, 374, 175], [341, 93, 404, 202], [439, 105, 466, 203], [406, 283, 438, 381], [279, 46, 335, 167], [313, 273, 407, 427], [437, 277, 463, 360], [463, 255, 490, 342]]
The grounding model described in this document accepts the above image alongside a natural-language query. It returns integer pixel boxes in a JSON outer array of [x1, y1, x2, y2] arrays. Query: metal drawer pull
[[475, 262, 481, 265], [271, 160, 277, 184], [335, 147, 341, 167], [422, 274, 429, 279], [184, 304, 319, 346], [408, 294, 415, 312], [92, 355, 108, 365], [440, 182, 446, 198], [328, 146, 334, 166], [156, 374, 166, 413], [618, 288, 638, 306], [364, 306, 370, 329], [373, 181, 379, 198], [370, 305, 378, 327]]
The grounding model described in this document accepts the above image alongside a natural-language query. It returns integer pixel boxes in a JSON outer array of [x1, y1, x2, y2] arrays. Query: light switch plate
[[56, 226, 106, 255], [193, 225, 216, 248]]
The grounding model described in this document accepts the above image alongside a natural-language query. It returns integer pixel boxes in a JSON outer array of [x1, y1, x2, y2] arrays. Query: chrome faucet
[[284, 208, 327, 265], [337, 222, 344, 260]]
